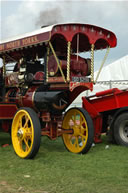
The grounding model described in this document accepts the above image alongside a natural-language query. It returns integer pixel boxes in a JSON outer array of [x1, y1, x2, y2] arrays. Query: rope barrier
[[96, 80, 128, 86]]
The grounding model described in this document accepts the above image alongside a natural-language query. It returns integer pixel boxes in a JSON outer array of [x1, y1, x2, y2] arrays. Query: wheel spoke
[[70, 117, 75, 124], [27, 127, 32, 137], [68, 134, 73, 141], [78, 133, 87, 140], [80, 120, 87, 130], [80, 116, 83, 125], [81, 120, 86, 126], [81, 126, 87, 135], [18, 115, 23, 128], [72, 112, 76, 122], [18, 138, 23, 150], [27, 133, 32, 139], [23, 116, 29, 128], [25, 130, 32, 139], [81, 136, 86, 144], [24, 138, 30, 151], [74, 137, 79, 148]]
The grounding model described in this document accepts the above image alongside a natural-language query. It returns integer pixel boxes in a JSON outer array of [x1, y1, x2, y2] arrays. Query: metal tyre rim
[[62, 108, 88, 153], [119, 120, 128, 143]]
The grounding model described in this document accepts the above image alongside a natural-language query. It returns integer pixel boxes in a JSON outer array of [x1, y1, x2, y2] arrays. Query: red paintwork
[[0, 104, 18, 119], [2, 121, 11, 133], [82, 88, 128, 143], [70, 82, 93, 92], [51, 24, 117, 48], [48, 54, 90, 78], [63, 55, 90, 76], [70, 56, 89, 76], [34, 71, 44, 81], [21, 86, 38, 109]]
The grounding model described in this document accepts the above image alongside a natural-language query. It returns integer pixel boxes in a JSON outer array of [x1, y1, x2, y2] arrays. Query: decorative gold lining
[[49, 41, 66, 83]]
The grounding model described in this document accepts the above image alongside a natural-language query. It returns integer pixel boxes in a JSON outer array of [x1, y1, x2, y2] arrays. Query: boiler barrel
[[6, 86, 69, 113], [34, 90, 69, 113]]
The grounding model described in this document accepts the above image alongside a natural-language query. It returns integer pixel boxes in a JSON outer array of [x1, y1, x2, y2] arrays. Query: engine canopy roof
[[0, 23, 117, 62]]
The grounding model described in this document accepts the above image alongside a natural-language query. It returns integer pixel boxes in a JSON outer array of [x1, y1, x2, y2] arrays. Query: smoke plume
[[35, 7, 63, 27]]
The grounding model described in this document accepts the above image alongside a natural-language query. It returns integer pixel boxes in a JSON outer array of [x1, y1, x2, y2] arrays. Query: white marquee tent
[[71, 54, 128, 107]]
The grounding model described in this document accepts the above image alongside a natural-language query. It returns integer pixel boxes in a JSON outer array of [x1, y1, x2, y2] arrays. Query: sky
[[0, 0, 128, 70]]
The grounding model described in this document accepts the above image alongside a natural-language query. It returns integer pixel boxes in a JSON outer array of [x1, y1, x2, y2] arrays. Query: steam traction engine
[[0, 23, 117, 158]]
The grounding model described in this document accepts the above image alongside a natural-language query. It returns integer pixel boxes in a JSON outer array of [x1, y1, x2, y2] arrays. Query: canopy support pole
[[67, 41, 71, 82], [77, 34, 79, 61], [46, 46, 50, 82], [91, 44, 95, 82], [2, 56, 6, 78], [94, 46, 110, 83]]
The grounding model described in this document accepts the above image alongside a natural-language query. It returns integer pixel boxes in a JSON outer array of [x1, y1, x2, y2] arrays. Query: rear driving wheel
[[62, 108, 94, 154], [114, 112, 128, 146], [11, 107, 41, 159]]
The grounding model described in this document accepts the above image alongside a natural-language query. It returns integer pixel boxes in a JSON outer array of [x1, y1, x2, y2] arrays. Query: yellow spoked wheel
[[62, 108, 94, 154], [11, 107, 41, 159]]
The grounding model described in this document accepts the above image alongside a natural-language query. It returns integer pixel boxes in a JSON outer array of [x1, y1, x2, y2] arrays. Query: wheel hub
[[73, 126, 80, 136], [120, 123, 128, 143], [123, 126, 128, 139], [17, 129, 24, 140]]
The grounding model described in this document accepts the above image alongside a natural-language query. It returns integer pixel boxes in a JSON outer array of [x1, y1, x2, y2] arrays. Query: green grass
[[0, 132, 128, 193]]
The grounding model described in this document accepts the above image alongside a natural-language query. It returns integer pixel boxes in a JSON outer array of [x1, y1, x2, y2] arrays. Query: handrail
[[49, 41, 66, 83]]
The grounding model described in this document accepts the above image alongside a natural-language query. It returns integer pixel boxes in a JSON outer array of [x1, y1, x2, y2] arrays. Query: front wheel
[[62, 108, 94, 154], [114, 112, 128, 146], [11, 107, 41, 159]]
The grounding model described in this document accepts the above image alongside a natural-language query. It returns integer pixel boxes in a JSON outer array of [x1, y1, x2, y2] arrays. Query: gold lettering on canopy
[[0, 44, 5, 51], [6, 40, 20, 49], [22, 36, 38, 46], [0, 35, 39, 52]]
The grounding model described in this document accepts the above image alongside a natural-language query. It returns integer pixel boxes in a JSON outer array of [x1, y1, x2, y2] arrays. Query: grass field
[[0, 132, 128, 193]]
